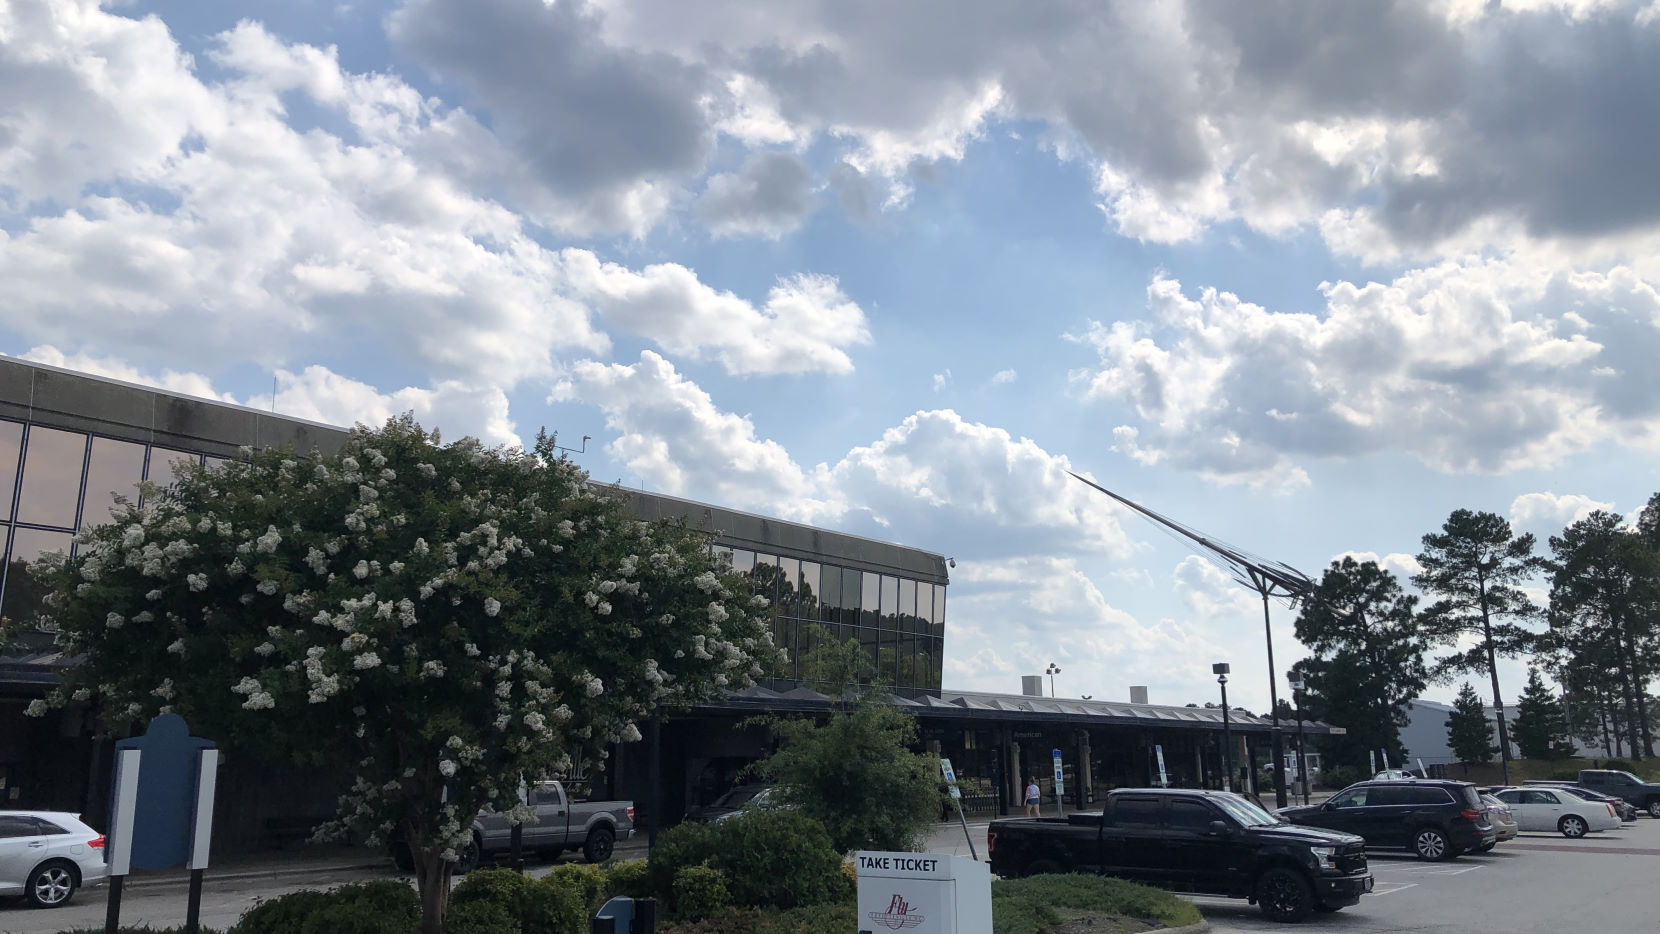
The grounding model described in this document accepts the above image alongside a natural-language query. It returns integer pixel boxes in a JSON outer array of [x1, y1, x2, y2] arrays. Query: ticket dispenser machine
[[856, 852, 992, 934]]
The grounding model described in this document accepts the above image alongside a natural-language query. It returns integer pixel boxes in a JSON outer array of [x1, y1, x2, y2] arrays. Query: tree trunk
[[412, 844, 453, 934], [1477, 582, 1512, 776], [1625, 620, 1655, 758], [1615, 623, 1645, 760]]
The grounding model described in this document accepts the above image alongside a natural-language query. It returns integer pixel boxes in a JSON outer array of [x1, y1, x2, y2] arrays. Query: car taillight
[[1460, 809, 1482, 821], [89, 836, 105, 849], [987, 831, 997, 855], [1607, 804, 1617, 818], [626, 806, 635, 822]]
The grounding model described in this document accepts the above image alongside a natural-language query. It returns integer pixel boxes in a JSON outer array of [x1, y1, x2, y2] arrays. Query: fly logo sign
[[868, 894, 926, 930]]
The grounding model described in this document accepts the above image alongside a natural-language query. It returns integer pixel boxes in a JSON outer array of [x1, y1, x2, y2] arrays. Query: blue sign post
[[1051, 749, 1065, 818], [104, 714, 219, 934]]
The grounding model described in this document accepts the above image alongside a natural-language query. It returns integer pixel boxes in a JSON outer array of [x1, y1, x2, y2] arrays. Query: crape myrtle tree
[[26, 417, 779, 934], [1414, 510, 1543, 782], [1293, 558, 1429, 771], [1446, 683, 1498, 767]]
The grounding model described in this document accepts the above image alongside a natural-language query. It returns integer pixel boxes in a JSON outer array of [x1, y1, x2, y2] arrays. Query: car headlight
[[1310, 846, 1338, 871]]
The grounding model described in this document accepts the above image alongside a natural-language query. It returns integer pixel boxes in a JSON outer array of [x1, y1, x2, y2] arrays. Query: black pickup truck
[[1577, 770, 1660, 818], [988, 789, 1372, 923]]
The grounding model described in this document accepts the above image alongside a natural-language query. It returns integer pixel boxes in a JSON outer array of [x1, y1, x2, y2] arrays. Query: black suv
[[989, 789, 1372, 923], [1277, 780, 1494, 860]]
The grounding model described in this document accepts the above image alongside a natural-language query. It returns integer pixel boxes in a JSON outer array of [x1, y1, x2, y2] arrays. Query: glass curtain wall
[[717, 545, 946, 697], [0, 418, 210, 632]]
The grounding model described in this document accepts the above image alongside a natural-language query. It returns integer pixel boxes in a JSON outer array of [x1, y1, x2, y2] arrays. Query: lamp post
[[1213, 663, 1232, 792], [1287, 670, 1310, 805], [1046, 662, 1062, 698]]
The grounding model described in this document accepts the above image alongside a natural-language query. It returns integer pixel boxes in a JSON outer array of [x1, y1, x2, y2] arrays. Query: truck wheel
[[584, 826, 615, 863], [455, 836, 482, 874], [1646, 799, 1660, 819], [1558, 815, 1587, 839], [1255, 867, 1314, 923]]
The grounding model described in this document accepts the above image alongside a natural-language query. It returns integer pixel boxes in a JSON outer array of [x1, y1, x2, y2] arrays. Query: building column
[[1077, 730, 1093, 808], [1007, 740, 1021, 806]]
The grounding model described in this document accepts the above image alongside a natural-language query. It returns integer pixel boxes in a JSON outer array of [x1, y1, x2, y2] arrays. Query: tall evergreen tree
[[1294, 557, 1428, 770], [1414, 510, 1542, 781], [1547, 511, 1660, 759], [1447, 683, 1498, 765], [1512, 667, 1576, 760]]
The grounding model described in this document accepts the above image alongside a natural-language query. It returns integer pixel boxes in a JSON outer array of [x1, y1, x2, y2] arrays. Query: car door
[[528, 782, 569, 847], [0, 816, 47, 890], [1304, 787, 1376, 842], [1161, 799, 1236, 895], [1493, 790, 1534, 830], [1098, 796, 1166, 883], [1514, 790, 1561, 830]]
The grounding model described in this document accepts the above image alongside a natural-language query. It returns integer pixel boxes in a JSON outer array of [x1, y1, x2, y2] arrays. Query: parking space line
[[1364, 882, 1417, 896]]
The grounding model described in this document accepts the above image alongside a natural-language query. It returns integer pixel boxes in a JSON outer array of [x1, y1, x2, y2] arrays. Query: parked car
[[1276, 779, 1494, 860], [696, 784, 783, 823], [1574, 770, 1660, 819], [1477, 793, 1517, 847], [0, 811, 108, 908], [392, 780, 633, 872], [1371, 769, 1420, 781], [1524, 782, 1639, 822], [988, 789, 1372, 923], [1490, 787, 1620, 838]]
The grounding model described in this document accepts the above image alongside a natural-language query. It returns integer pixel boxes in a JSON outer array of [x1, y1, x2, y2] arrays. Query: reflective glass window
[[16, 427, 86, 527], [1110, 797, 1162, 828], [0, 420, 22, 519], [145, 448, 200, 495], [730, 549, 756, 574], [932, 586, 947, 637], [204, 456, 228, 470], [918, 638, 940, 689], [751, 553, 779, 602], [713, 544, 733, 564], [861, 572, 881, 628], [880, 576, 899, 630], [899, 578, 918, 632], [840, 568, 861, 627], [819, 565, 842, 622], [81, 437, 146, 529], [3, 526, 75, 627], [898, 631, 917, 685], [799, 561, 820, 619], [774, 617, 797, 679], [917, 584, 934, 632], [859, 627, 880, 686], [1167, 800, 1220, 832], [777, 557, 800, 615], [878, 627, 899, 685]]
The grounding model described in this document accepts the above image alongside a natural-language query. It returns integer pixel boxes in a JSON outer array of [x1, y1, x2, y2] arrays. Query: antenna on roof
[[551, 431, 591, 455]]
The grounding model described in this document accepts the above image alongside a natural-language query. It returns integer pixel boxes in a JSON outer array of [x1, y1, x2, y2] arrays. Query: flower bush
[[29, 417, 779, 934]]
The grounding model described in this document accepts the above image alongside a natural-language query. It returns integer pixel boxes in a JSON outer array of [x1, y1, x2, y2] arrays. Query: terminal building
[[0, 355, 1330, 849]]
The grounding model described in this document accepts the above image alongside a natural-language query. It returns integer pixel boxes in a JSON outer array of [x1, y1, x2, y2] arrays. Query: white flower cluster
[[483, 597, 501, 617], [231, 676, 274, 710], [186, 573, 207, 592], [105, 612, 124, 630], [693, 571, 720, 594], [255, 526, 282, 554], [352, 652, 383, 670]]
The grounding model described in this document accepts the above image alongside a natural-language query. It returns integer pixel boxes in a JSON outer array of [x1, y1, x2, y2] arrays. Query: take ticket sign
[[856, 852, 991, 934]]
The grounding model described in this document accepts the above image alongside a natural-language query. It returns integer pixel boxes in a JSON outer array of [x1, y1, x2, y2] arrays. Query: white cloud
[[697, 151, 818, 239], [19, 345, 239, 405], [1332, 550, 1426, 583], [1509, 492, 1615, 537], [932, 370, 952, 391], [558, 254, 870, 376], [989, 369, 1018, 386], [1074, 260, 1660, 485]]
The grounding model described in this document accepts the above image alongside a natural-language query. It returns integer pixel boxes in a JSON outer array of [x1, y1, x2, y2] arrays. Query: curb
[[126, 861, 391, 890], [1161, 922, 1211, 934]]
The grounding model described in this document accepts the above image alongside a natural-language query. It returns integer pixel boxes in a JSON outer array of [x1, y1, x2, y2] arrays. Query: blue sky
[[5, 0, 1660, 718]]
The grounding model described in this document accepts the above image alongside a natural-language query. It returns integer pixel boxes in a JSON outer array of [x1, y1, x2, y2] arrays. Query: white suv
[[0, 811, 109, 908]]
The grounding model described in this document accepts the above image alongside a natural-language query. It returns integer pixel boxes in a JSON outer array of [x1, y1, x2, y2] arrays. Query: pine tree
[[1447, 683, 1498, 765], [1512, 667, 1576, 760]]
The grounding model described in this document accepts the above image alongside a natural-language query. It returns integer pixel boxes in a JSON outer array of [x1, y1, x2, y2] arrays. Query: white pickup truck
[[393, 780, 635, 871]]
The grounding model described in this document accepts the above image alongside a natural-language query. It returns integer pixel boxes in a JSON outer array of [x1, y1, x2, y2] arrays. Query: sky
[[4, 0, 1660, 716]]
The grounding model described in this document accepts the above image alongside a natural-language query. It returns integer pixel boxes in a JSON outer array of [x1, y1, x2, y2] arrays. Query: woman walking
[[1024, 776, 1041, 817]]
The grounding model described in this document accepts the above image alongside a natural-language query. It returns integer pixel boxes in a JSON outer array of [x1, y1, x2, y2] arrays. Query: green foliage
[[1513, 667, 1576, 759], [660, 905, 857, 934], [1447, 683, 1497, 765], [546, 862, 612, 913], [446, 868, 585, 934], [754, 630, 945, 854], [646, 819, 722, 903], [604, 859, 652, 900], [61, 929, 224, 934], [990, 874, 1202, 934], [1294, 558, 1427, 768], [1317, 764, 1366, 790], [30, 417, 780, 932], [672, 865, 732, 922], [1601, 757, 1639, 772], [232, 881, 418, 934], [709, 810, 849, 910]]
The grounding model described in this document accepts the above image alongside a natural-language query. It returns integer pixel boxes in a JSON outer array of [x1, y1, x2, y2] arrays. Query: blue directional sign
[[111, 714, 216, 871]]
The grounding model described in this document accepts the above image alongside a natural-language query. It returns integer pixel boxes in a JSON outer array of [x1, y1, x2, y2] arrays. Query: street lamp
[[1045, 663, 1062, 698], [1213, 663, 1232, 792], [1287, 670, 1310, 805]]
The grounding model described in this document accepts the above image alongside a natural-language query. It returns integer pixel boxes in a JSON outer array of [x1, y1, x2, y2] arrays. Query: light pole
[[1287, 669, 1310, 805], [1214, 663, 1232, 792], [1046, 662, 1062, 698]]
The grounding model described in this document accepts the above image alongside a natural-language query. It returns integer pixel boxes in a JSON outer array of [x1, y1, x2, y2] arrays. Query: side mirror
[[1207, 820, 1230, 836], [1321, 800, 1336, 811]]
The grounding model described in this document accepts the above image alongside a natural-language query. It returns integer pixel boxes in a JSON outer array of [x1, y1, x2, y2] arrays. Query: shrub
[[672, 866, 731, 922], [646, 820, 721, 901], [1602, 758, 1638, 772], [232, 883, 417, 934], [990, 874, 1201, 934], [547, 862, 612, 913], [443, 899, 519, 934], [451, 867, 532, 909], [660, 905, 856, 934], [1318, 764, 1366, 790], [523, 874, 586, 934], [709, 810, 848, 910], [605, 859, 652, 900], [445, 867, 585, 934]]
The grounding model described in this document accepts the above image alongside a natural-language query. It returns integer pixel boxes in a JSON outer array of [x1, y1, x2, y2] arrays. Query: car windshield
[[711, 786, 768, 808], [1212, 793, 1281, 828]]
